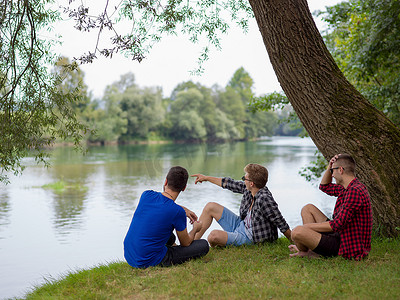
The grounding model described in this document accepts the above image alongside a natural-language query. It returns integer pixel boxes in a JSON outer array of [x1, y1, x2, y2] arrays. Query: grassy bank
[[20, 237, 400, 299]]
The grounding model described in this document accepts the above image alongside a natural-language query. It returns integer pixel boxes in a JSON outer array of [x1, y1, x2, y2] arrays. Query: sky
[[53, 0, 342, 99]]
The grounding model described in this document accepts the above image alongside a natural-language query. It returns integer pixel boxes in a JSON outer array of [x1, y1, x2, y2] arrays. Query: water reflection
[[49, 189, 88, 240], [46, 162, 93, 240], [0, 189, 11, 240]]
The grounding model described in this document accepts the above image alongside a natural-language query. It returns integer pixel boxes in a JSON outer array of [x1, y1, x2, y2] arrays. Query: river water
[[0, 137, 334, 299]]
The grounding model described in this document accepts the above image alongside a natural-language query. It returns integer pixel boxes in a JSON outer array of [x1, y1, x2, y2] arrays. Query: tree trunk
[[249, 0, 400, 236]]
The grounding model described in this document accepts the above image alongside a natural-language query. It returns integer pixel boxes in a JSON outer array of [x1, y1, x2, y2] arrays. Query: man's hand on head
[[329, 154, 340, 168]]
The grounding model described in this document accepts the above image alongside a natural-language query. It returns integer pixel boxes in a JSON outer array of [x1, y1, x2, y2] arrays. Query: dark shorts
[[159, 234, 209, 267], [313, 232, 341, 257]]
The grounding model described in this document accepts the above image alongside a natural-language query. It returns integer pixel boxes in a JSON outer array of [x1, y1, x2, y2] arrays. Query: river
[[0, 137, 334, 299]]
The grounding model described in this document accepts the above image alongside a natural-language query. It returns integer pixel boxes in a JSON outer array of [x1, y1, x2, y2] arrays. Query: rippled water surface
[[0, 137, 334, 299]]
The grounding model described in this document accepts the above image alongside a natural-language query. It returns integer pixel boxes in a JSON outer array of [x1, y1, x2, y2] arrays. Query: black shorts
[[313, 232, 341, 257], [160, 234, 209, 267]]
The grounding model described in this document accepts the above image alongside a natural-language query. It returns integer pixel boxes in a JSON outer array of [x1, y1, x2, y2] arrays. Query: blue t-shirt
[[123, 190, 187, 268]]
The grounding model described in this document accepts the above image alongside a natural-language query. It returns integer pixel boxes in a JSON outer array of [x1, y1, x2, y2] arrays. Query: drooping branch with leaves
[[0, 0, 88, 182]]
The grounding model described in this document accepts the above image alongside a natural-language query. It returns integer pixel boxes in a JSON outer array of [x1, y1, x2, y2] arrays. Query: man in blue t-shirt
[[124, 166, 209, 268]]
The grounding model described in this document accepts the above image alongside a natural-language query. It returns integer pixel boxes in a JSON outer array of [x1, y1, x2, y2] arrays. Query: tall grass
[[19, 237, 400, 299]]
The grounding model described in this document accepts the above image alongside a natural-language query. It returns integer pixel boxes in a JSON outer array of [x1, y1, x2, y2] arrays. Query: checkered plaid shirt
[[222, 177, 290, 243], [320, 178, 372, 260]]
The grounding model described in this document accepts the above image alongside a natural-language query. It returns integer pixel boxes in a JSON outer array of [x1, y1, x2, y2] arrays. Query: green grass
[[41, 180, 88, 194], [19, 237, 400, 299]]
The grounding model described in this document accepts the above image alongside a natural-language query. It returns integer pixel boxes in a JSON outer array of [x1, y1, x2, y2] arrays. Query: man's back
[[124, 190, 186, 268]]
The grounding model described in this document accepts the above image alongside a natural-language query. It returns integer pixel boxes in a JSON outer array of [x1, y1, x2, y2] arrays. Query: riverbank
[[20, 237, 400, 299], [51, 134, 277, 148]]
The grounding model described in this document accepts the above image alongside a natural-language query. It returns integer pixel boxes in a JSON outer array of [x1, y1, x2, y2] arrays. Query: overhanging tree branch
[[0, 0, 88, 183]]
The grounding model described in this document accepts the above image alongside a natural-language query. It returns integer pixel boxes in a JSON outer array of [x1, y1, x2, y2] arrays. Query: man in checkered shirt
[[290, 154, 372, 260], [191, 163, 292, 247]]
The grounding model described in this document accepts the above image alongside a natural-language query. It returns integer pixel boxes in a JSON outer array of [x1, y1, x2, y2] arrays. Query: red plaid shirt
[[320, 178, 372, 260]]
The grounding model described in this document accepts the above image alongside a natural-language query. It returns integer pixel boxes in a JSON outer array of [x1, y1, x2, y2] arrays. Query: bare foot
[[289, 248, 320, 258], [289, 250, 309, 257], [289, 244, 299, 253]]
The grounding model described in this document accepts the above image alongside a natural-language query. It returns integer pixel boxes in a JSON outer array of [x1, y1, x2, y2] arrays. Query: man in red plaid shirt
[[290, 153, 372, 260]]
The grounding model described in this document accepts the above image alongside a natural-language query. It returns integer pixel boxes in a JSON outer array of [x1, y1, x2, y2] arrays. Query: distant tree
[[273, 106, 304, 137], [89, 85, 128, 143], [99, 73, 164, 141], [170, 81, 200, 101], [196, 84, 235, 141], [168, 88, 207, 140], [120, 86, 164, 140], [228, 67, 254, 105], [53, 57, 91, 114], [168, 81, 241, 141], [250, 92, 304, 136], [226, 68, 278, 139], [245, 110, 278, 138], [52, 57, 98, 144], [108, 73, 137, 94], [217, 86, 246, 138], [213, 109, 240, 141]]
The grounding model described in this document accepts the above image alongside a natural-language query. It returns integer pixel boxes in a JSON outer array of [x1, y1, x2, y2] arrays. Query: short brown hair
[[166, 166, 188, 192], [244, 163, 269, 188], [336, 153, 356, 175]]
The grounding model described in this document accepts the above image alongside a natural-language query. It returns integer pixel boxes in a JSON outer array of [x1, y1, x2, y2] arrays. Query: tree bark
[[249, 0, 400, 236]]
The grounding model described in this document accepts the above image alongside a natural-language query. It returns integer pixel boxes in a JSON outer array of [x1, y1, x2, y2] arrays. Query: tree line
[[55, 60, 300, 144]]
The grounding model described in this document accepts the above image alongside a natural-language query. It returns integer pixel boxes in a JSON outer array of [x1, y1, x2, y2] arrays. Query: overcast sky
[[53, 0, 342, 99]]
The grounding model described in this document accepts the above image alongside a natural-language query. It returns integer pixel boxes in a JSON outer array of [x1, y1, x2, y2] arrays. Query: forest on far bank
[[58, 62, 302, 145], [58, 0, 400, 146]]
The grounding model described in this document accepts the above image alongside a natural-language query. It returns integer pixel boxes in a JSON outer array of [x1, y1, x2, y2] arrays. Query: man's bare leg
[[207, 230, 228, 247], [289, 225, 322, 258], [194, 202, 224, 240], [301, 204, 328, 224]]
